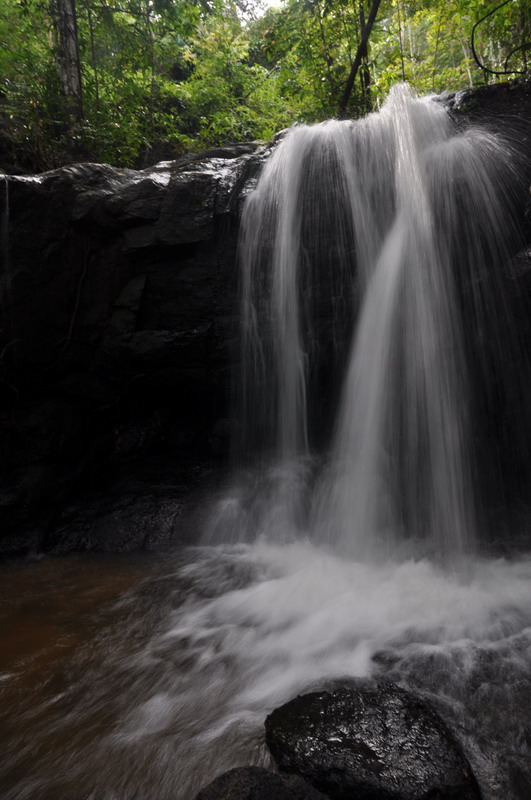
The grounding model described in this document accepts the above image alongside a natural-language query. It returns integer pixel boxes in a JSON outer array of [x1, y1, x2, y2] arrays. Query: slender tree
[[50, 0, 83, 124], [338, 0, 382, 115]]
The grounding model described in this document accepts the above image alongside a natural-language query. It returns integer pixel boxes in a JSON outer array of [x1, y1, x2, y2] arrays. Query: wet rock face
[[443, 80, 531, 245], [0, 144, 267, 555], [265, 684, 482, 800], [194, 766, 329, 800]]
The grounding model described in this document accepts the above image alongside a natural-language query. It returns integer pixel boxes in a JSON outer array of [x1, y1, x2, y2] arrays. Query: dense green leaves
[[0, 0, 528, 170]]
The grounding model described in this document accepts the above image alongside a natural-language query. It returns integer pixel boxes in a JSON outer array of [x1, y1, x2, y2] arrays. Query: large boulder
[[265, 684, 482, 800]]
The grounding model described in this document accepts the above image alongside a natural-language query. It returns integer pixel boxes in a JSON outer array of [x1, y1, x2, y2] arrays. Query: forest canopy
[[0, 0, 528, 170]]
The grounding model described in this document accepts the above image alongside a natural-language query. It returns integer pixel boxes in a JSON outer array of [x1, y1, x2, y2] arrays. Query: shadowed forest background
[[0, 0, 528, 171]]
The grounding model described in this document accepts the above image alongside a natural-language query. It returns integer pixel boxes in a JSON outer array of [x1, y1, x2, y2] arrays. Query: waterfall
[[3, 88, 531, 800], [236, 84, 524, 561]]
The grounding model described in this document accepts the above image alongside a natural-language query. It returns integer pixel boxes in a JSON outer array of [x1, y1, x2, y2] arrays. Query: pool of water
[[2, 543, 531, 800]]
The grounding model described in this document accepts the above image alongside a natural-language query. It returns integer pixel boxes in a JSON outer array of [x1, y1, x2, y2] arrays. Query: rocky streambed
[[198, 683, 482, 800]]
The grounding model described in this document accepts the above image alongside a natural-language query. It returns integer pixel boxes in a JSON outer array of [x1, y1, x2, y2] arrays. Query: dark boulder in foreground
[[265, 684, 481, 800], [194, 766, 329, 800]]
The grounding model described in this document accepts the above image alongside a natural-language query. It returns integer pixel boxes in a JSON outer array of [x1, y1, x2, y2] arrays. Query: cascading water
[[316, 87, 477, 562], [2, 86, 531, 800], [236, 83, 525, 562]]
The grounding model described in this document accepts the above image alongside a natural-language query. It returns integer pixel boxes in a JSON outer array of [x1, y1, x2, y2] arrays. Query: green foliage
[[256, 0, 528, 117], [255, 0, 362, 119], [0, 0, 528, 170], [176, 12, 297, 146]]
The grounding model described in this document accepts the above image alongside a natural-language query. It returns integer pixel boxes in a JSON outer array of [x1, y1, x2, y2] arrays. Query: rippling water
[[2, 543, 531, 800]]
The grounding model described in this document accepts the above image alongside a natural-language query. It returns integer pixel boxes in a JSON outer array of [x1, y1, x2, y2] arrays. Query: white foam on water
[[106, 541, 531, 798], [2, 542, 531, 800]]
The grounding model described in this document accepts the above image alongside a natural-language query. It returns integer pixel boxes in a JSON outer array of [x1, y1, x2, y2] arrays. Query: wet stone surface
[[194, 766, 330, 800], [265, 684, 482, 800]]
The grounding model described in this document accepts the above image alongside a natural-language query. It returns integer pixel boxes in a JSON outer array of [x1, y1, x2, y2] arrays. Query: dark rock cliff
[[0, 81, 529, 557], [0, 143, 266, 555]]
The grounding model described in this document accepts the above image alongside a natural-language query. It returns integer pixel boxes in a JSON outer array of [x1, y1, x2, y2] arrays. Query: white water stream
[[239, 84, 523, 561]]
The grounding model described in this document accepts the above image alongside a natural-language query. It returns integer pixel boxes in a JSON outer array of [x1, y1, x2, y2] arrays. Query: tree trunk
[[338, 0, 381, 116], [358, 0, 372, 113], [50, 0, 83, 125]]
